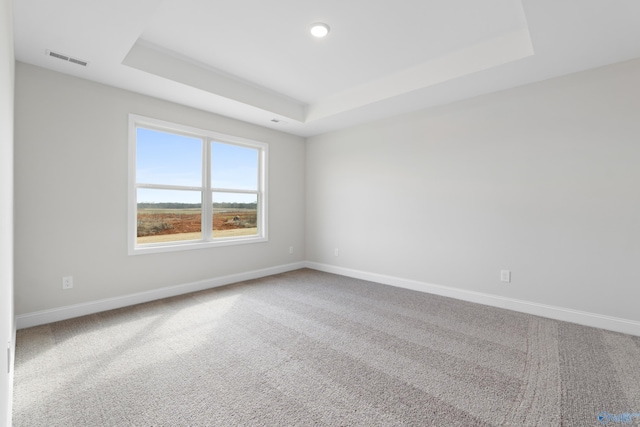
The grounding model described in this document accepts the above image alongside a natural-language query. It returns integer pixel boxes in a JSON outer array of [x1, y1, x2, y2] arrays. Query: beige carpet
[[12, 269, 640, 426]]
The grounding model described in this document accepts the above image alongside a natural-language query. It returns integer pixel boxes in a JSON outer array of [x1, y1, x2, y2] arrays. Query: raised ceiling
[[13, 0, 640, 137]]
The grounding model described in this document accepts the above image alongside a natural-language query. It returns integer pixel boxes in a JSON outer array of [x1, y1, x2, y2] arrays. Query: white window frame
[[128, 114, 268, 255]]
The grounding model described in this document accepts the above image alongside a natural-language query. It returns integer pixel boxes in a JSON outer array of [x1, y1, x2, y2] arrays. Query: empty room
[[2, 0, 640, 426]]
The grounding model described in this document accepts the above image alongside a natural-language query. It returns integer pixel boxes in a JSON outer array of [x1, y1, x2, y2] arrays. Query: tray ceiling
[[13, 0, 640, 136]]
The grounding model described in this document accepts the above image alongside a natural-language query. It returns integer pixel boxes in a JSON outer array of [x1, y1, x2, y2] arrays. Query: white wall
[[306, 58, 640, 324], [11, 42, 640, 337], [14, 63, 305, 316], [0, 0, 14, 424]]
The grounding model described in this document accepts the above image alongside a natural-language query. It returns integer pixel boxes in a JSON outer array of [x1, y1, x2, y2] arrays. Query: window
[[129, 114, 267, 254]]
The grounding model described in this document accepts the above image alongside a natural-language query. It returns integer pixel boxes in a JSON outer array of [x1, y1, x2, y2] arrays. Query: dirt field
[[137, 208, 257, 244]]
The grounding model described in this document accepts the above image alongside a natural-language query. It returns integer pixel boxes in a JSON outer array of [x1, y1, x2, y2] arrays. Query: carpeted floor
[[12, 269, 640, 426]]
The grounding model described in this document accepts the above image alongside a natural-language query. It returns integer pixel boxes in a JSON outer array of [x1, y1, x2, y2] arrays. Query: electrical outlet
[[62, 276, 74, 289], [289, 246, 294, 254], [334, 248, 339, 257], [500, 270, 511, 283]]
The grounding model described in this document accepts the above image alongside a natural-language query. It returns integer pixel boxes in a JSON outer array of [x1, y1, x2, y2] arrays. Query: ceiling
[[12, 0, 640, 137]]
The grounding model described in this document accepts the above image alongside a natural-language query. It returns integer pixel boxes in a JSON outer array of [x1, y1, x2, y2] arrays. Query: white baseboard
[[304, 261, 640, 337], [7, 321, 15, 427], [16, 262, 306, 330], [16, 260, 640, 337]]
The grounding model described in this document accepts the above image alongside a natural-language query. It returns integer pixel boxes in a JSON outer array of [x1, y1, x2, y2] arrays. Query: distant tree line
[[214, 202, 257, 209], [138, 202, 257, 209], [138, 202, 201, 209]]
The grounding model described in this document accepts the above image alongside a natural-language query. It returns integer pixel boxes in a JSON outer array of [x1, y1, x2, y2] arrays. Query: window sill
[[128, 235, 268, 255]]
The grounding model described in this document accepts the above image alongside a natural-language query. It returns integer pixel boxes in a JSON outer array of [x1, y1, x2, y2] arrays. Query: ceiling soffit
[[123, 0, 532, 124]]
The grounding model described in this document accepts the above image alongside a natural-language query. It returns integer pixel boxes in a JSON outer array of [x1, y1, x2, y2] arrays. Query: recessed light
[[310, 23, 330, 38]]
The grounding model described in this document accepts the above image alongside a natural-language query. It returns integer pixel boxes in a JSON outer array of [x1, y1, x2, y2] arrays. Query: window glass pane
[[212, 192, 258, 238], [211, 142, 258, 190], [137, 189, 202, 244], [137, 128, 202, 186]]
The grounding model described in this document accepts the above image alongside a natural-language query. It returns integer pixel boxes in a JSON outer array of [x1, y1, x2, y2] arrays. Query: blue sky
[[136, 127, 258, 204]]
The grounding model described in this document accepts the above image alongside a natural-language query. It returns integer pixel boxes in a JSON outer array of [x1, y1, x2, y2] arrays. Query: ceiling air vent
[[46, 50, 88, 67]]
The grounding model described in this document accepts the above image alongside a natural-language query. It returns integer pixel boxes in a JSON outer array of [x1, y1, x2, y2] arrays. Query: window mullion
[[210, 188, 259, 194], [258, 145, 266, 239], [136, 183, 203, 192], [202, 138, 212, 241]]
